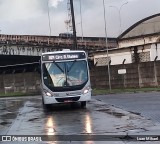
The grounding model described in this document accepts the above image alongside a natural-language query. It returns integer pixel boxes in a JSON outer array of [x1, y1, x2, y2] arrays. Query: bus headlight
[[44, 90, 52, 97], [84, 89, 89, 94], [46, 92, 52, 97], [83, 86, 91, 94]]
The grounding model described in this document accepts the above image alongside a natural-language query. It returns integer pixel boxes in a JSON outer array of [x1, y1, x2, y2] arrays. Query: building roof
[[118, 13, 160, 39]]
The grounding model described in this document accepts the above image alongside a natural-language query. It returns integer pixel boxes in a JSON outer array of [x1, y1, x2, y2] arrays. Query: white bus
[[40, 49, 91, 109]]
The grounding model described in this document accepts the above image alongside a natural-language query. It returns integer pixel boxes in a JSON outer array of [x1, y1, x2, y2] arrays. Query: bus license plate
[[64, 100, 72, 103]]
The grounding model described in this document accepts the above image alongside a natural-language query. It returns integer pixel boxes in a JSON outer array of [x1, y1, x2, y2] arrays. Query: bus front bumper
[[42, 92, 91, 105]]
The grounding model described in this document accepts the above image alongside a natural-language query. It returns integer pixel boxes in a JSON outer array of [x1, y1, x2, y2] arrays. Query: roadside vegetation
[[0, 92, 39, 98], [1, 87, 160, 97]]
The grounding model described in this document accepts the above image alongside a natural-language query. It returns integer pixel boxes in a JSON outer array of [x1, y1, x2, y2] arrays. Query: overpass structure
[[0, 34, 117, 57], [0, 34, 117, 74]]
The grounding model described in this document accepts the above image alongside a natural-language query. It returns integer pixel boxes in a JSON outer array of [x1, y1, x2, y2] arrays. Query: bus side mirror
[[37, 60, 41, 74], [88, 59, 94, 70]]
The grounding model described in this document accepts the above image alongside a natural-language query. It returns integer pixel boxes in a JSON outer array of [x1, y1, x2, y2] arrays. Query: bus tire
[[81, 101, 86, 108], [43, 103, 52, 111]]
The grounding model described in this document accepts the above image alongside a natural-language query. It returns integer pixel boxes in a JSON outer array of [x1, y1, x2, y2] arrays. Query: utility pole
[[103, 0, 111, 92], [47, 0, 52, 36], [79, 0, 84, 42], [70, 0, 77, 50]]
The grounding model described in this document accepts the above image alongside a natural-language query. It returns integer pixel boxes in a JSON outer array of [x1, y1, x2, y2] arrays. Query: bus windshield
[[42, 60, 88, 91]]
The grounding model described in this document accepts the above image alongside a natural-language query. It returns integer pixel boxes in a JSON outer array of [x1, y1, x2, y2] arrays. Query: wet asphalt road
[[0, 96, 133, 144], [95, 92, 160, 124], [0, 97, 121, 136], [0, 95, 159, 144]]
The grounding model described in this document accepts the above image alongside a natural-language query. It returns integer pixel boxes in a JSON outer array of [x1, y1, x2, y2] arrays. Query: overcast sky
[[0, 0, 159, 37]]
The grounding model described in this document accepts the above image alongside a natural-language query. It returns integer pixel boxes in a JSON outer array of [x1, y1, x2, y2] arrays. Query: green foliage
[[1, 87, 160, 97], [0, 92, 39, 97]]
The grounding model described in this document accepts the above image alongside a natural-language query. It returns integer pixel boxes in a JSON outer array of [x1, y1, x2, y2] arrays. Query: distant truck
[[59, 33, 73, 38]]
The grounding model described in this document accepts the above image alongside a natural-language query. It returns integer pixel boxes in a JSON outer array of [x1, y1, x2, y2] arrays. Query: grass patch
[[92, 87, 160, 95], [0, 92, 40, 98], [1, 87, 160, 97]]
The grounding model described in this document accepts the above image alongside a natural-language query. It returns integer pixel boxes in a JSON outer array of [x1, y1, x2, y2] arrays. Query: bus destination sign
[[42, 52, 86, 61]]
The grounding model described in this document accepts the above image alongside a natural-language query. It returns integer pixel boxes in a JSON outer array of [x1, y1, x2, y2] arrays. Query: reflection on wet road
[[0, 96, 155, 144], [46, 116, 56, 135], [85, 114, 92, 134], [44, 103, 94, 136], [0, 96, 101, 136]]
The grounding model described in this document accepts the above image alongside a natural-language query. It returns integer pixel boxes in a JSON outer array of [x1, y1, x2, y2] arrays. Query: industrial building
[[94, 13, 160, 66]]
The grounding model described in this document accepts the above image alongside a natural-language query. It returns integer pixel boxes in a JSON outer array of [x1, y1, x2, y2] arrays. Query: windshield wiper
[[67, 60, 77, 72], [53, 61, 64, 73]]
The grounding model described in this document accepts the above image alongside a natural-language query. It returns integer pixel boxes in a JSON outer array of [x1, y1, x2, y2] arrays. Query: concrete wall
[[1, 61, 160, 94], [90, 60, 160, 89], [0, 72, 41, 94], [94, 49, 132, 66]]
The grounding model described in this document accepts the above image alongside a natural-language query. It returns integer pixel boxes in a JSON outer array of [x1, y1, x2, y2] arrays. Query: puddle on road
[[28, 118, 40, 122], [0, 100, 24, 121], [0, 98, 25, 129], [0, 112, 17, 119], [0, 121, 12, 125], [2, 100, 24, 112], [25, 100, 42, 109], [96, 108, 125, 118], [129, 111, 141, 116]]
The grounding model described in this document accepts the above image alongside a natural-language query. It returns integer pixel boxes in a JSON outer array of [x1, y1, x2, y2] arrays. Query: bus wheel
[[43, 103, 52, 111], [81, 101, 86, 108]]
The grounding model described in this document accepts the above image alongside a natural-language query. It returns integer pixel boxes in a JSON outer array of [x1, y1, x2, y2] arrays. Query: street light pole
[[109, 1, 128, 34], [119, 2, 128, 33], [47, 0, 52, 36], [102, 0, 111, 92]]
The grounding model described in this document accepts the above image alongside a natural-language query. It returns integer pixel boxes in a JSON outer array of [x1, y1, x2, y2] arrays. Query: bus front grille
[[55, 97, 80, 103]]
